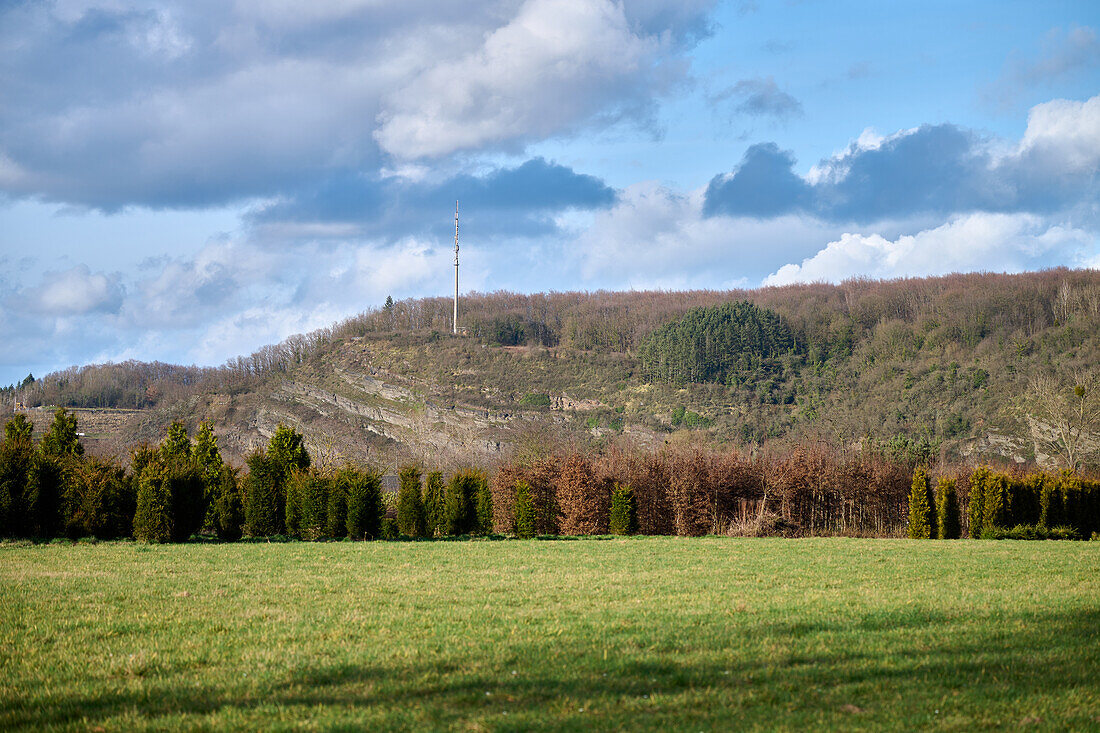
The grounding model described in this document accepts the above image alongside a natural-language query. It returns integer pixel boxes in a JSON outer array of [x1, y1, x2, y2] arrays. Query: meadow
[[2, 537, 1098, 731]]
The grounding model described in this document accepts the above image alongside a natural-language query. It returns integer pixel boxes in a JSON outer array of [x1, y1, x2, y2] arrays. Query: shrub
[[0, 437, 42, 537], [935, 477, 961, 539], [344, 466, 383, 540], [268, 424, 310, 474], [609, 483, 638, 535], [423, 471, 446, 536], [982, 472, 1009, 536], [396, 465, 427, 538], [513, 481, 536, 538], [906, 467, 934, 539], [557, 452, 608, 535], [981, 524, 1081, 541], [519, 393, 552, 408]]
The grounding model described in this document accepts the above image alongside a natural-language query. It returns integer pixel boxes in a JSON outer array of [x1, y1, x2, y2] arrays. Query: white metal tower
[[453, 200, 460, 335]]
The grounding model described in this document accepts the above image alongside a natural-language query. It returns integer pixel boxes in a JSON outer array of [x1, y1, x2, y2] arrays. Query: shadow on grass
[[4, 607, 1099, 730]]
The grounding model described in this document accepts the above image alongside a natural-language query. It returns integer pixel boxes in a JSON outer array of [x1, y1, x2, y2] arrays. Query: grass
[[1, 537, 1099, 731]]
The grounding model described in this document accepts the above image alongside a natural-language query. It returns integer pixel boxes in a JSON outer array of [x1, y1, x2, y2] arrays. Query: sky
[[1, 0, 1098, 386]]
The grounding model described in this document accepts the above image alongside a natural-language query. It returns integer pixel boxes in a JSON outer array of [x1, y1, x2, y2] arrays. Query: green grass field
[[2, 538, 1099, 731]]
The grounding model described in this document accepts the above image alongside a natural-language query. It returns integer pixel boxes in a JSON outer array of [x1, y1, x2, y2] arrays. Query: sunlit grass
[[2, 538, 1098, 731]]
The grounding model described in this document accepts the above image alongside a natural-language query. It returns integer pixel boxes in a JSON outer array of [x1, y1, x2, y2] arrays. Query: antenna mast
[[453, 200, 459, 335]]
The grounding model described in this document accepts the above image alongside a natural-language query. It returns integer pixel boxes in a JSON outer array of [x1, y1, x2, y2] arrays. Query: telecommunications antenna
[[453, 201, 459, 334]]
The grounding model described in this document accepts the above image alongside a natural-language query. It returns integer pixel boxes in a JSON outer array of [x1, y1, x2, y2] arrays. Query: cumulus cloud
[[573, 181, 841, 287], [0, 0, 712, 209], [16, 265, 124, 316], [764, 213, 1098, 286], [704, 94, 1100, 222]]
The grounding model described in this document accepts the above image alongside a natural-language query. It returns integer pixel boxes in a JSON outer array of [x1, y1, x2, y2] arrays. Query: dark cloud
[[703, 111, 1100, 222], [249, 157, 617, 241], [703, 144, 810, 218]]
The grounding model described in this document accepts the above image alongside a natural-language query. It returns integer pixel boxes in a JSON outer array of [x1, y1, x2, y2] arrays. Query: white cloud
[[1017, 95, 1100, 173], [764, 213, 1098, 286], [19, 265, 124, 315], [572, 181, 842, 287], [375, 0, 674, 158]]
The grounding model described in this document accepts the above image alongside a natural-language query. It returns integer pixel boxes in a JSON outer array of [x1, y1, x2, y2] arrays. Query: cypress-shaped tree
[[396, 465, 427, 538], [134, 463, 172, 543], [40, 408, 84, 459], [164, 457, 206, 542], [325, 471, 348, 539], [244, 452, 282, 537], [906, 467, 934, 539], [423, 470, 446, 537], [345, 467, 384, 540], [268, 424, 310, 474], [935, 477, 961, 539], [513, 481, 536, 539], [212, 465, 244, 541], [475, 480, 494, 535], [982, 472, 1008, 535], [445, 468, 483, 535], [609, 483, 638, 535], [4, 414, 33, 443], [194, 421, 223, 531], [67, 458, 134, 540], [967, 466, 990, 539], [160, 421, 192, 462]]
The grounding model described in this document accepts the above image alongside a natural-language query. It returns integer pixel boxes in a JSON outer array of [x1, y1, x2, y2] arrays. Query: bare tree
[[1022, 371, 1100, 470]]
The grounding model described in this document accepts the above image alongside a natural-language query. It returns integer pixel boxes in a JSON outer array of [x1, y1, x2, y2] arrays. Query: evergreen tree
[[67, 458, 134, 540], [325, 471, 348, 539], [0, 435, 36, 537], [134, 462, 172, 543], [906, 467, 934, 539], [935, 477, 961, 540], [244, 452, 282, 536], [40, 408, 83, 458], [513, 481, 536, 539], [160, 421, 191, 461], [445, 468, 484, 535], [345, 467, 384, 540], [396, 465, 427, 538], [475, 480, 494, 535], [982, 472, 1008, 535], [423, 470, 446, 537], [268, 424, 310, 474], [4, 414, 33, 443], [609, 483, 638, 535], [967, 466, 990, 538], [194, 421, 224, 532], [212, 465, 244, 541]]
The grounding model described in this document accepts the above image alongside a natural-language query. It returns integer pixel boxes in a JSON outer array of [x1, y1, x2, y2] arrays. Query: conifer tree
[[475, 480, 494, 535], [935, 477, 961, 539], [513, 481, 536, 539], [967, 466, 990, 538], [445, 468, 484, 535], [396, 465, 427, 538], [244, 452, 282, 536], [134, 463, 172, 543], [345, 467, 384, 540], [423, 470, 446, 537], [907, 467, 934, 539], [160, 421, 191, 462], [609, 483, 638, 535], [40, 408, 83, 458], [212, 465, 244, 541], [4, 414, 33, 443], [982, 472, 1008, 535]]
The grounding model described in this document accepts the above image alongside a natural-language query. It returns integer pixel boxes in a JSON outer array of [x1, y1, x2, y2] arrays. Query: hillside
[[5, 269, 1100, 471]]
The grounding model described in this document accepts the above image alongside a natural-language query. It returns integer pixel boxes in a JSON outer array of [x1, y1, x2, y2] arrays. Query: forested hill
[[6, 269, 1100, 470]]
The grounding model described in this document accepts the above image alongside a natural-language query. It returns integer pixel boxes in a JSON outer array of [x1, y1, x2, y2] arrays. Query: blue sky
[[1, 0, 1098, 386]]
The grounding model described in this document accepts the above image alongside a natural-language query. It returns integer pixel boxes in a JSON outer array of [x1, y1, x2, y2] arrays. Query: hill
[[5, 268, 1100, 471]]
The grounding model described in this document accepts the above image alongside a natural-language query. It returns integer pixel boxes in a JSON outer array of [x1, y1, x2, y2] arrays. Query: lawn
[[1, 537, 1098, 731]]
